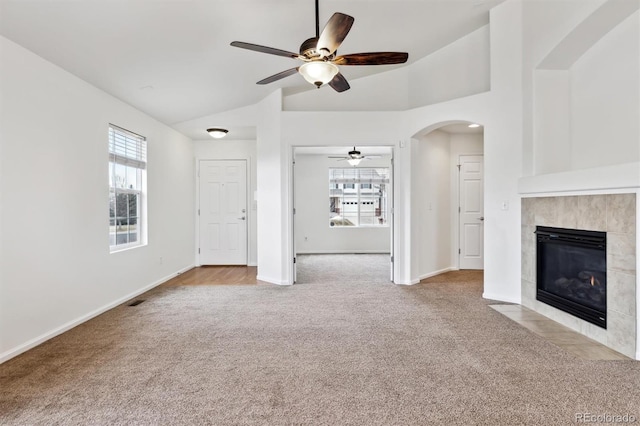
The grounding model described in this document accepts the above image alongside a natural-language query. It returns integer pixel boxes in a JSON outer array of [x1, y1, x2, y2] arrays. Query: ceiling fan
[[230, 0, 409, 92], [329, 147, 381, 166]]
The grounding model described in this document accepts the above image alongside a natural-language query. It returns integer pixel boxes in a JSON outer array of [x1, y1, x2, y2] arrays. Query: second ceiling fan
[[329, 147, 381, 166], [230, 0, 409, 92]]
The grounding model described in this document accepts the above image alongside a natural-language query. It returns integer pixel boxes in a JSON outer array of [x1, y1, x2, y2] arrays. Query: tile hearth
[[491, 304, 630, 360]]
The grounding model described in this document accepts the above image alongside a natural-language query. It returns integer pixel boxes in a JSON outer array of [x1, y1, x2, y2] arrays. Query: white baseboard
[[256, 275, 291, 286], [483, 292, 521, 304], [418, 267, 456, 281], [636, 351, 640, 361], [0, 264, 195, 365], [394, 279, 421, 285]]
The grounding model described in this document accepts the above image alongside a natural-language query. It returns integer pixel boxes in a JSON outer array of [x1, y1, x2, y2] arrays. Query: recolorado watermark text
[[576, 413, 637, 423]]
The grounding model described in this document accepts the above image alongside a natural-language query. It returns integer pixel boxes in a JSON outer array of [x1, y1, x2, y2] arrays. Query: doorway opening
[[415, 121, 485, 280], [291, 146, 394, 284]]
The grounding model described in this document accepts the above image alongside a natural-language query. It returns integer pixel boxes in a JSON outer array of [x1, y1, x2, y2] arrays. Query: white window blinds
[[109, 124, 146, 169], [329, 167, 389, 184]]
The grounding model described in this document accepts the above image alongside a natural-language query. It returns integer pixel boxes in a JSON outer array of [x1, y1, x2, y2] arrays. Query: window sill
[[110, 242, 146, 254], [329, 225, 390, 229]]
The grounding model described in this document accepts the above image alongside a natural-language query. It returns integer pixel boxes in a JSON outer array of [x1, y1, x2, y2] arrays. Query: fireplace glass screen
[[536, 226, 606, 328]]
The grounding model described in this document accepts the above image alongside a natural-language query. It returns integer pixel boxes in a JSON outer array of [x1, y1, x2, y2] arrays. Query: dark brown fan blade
[[256, 68, 299, 85], [231, 41, 300, 59], [317, 13, 354, 57], [333, 52, 409, 66], [329, 72, 350, 93]]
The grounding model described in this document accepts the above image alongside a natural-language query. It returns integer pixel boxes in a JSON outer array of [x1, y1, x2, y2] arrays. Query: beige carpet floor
[[1, 256, 639, 425]]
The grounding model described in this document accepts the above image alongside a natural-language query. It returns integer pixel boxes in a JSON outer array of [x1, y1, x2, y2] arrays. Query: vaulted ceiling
[[0, 0, 504, 127]]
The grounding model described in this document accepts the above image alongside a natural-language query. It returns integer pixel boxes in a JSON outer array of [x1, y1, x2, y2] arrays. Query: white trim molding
[[419, 267, 457, 281], [256, 275, 292, 286]]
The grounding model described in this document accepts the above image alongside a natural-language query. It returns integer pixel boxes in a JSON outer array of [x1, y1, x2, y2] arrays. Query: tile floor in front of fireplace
[[490, 304, 631, 360]]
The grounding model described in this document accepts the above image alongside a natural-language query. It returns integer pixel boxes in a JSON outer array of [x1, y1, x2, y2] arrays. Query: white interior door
[[199, 160, 247, 265], [458, 155, 484, 270]]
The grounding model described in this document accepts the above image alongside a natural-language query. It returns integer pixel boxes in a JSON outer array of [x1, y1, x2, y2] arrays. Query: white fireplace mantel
[[519, 161, 640, 196]]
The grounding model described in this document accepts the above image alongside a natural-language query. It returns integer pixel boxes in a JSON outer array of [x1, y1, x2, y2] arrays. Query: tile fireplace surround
[[521, 194, 637, 358]]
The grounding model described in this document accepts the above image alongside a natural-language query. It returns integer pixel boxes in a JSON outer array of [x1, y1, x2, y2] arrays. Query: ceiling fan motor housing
[[348, 148, 362, 158], [300, 37, 320, 59], [300, 37, 336, 60]]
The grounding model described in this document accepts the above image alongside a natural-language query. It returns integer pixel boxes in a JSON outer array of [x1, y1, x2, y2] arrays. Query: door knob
[[478, 216, 485, 221], [238, 216, 246, 220]]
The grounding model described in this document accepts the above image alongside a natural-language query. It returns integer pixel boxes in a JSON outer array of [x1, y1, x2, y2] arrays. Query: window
[[329, 167, 389, 227], [108, 124, 146, 251]]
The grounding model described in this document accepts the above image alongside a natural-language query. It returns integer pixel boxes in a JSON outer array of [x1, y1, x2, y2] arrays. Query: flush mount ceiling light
[[207, 128, 228, 139], [468, 123, 480, 128]]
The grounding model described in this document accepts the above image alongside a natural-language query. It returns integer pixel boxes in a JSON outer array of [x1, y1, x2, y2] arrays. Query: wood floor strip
[[163, 266, 258, 286]]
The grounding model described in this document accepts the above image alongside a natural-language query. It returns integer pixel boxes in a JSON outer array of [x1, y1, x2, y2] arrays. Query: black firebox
[[536, 226, 607, 328]]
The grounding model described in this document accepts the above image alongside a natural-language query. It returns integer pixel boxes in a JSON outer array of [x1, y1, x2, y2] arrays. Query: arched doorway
[[413, 121, 485, 280]]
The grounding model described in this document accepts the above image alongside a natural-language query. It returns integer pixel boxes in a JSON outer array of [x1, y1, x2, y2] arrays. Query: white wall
[[193, 139, 257, 266], [528, 3, 640, 177], [0, 36, 195, 362], [416, 130, 452, 278], [408, 25, 490, 109], [532, 70, 571, 175], [521, 0, 605, 176], [283, 24, 490, 113], [570, 11, 639, 170], [294, 154, 391, 254], [283, 68, 410, 112], [256, 90, 289, 285], [482, 0, 523, 303]]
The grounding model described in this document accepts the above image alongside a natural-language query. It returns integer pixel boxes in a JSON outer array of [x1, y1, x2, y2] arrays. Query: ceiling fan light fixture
[[347, 157, 362, 166], [207, 128, 228, 139], [299, 61, 339, 88]]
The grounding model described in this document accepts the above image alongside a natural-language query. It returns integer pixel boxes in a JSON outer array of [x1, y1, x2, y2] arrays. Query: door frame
[[289, 145, 395, 284], [195, 158, 251, 266]]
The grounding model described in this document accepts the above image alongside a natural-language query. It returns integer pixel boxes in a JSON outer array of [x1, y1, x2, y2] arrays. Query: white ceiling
[[0, 0, 503, 128]]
